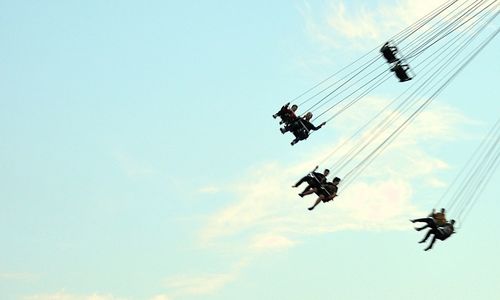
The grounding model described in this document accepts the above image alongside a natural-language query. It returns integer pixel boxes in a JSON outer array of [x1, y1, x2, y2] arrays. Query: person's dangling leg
[[308, 196, 323, 211], [424, 235, 437, 251], [300, 188, 316, 197], [300, 184, 313, 195], [415, 224, 429, 231], [411, 217, 437, 230], [293, 176, 308, 188], [419, 229, 433, 243]]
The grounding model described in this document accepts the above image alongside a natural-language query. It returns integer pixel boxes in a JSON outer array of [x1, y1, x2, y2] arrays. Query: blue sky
[[1, 1, 499, 300]]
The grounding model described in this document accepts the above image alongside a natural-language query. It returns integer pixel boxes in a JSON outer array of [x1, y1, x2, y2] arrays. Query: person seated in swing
[[273, 103, 298, 125], [380, 42, 399, 63], [307, 177, 341, 211], [281, 112, 326, 145], [417, 220, 456, 251], [391, 62, 412, 82], [414, 208, 447, 231], [293, 166, 330, 196]]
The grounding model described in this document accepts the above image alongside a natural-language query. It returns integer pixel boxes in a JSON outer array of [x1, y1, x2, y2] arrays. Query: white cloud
[[197, 185, 221, 194], [165, 259, 249, 297], [149, 295, 171, 300], [0, 272, 36, 281], [23, 292, 170, 300], [166, 273, 235, 296], [23, 292, 125, 300], [200, 99, 468, 247], [251, 234, 297, 251], [427, 177, 448, 188], [301, 0, 451, 49], [170, 97, 471, 298]]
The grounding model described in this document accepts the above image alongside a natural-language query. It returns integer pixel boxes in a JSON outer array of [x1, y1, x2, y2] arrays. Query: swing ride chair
[[391, 59, 415, 82], [380, 40, 415, 82], [380, 40, 400, 64]]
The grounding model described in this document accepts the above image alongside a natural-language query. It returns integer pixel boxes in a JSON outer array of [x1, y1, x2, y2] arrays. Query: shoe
[[308, 207, 313, 211], [272, 114, 277, 119], [291, 140, 297, 145], [298, 193, 304, 197], [280, 128, 286, 134], [418, 240, 426, 244]]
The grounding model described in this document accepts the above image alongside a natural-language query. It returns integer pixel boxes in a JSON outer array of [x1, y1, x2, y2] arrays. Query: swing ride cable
[[321, 73, 393, 122], [302, 1, 465, 117], [434, 118, 500, 209], [409, 2, 497, 72], [290, 0, 460, 107], [406, 0, 498, 59], [342, 28, 499, 190], [312, 2, 496, 163], [311, 66, 389, 120], [296, 54, 380, 109], [340, 26, 499, 189], [453, 139, 500, 225], [334, 8, 498, 178], [459, 148, 500, 224], [405, 0, 491, 58], [456, 139, 500, 221], [395, 0, 459, 44], [305, 71, 393, 142], [315, 79, 415, 167], [328, 19, 485, 177], [341, 31, 498, 190], [404, 0, 486, 64], [306, 1, 467, 117], [317, 4, 495, 125], [404, 0, 486, 57], [302, 57, 383, 114], [450, 130, 500, 215], [398, 0, 469, 52]]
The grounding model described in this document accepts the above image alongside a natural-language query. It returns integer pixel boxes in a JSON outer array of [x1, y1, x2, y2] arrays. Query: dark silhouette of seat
[[391, 62, 412, 82], [380, 42, 399, 64]]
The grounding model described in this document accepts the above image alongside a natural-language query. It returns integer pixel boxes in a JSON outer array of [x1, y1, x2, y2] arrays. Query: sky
[[0, 1, 499, 300]]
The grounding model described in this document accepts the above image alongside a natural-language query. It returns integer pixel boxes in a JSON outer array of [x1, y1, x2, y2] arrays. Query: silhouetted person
[[391, 62, 412, 82], [273, 103, 298, 125], [293, 167, 330, 196], [307, 177, 341, 211], [415, 208, 447, 231], [418, 220, 456, 251], [281, 112, 326, 145], [380, 42, 399, 63]]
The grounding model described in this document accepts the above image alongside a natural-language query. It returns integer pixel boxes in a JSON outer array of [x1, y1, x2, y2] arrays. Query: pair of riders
[[380, 42, 412, 82], [411, 208, 455, 251], [292, 166, 340, 211], [273, 103, 326, 145]]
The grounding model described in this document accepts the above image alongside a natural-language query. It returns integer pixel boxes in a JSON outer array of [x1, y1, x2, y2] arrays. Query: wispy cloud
[[251, 234, 297, 252], [0, 272, 37, 282], [23, 292, 125, 300], [166, 273, 235, 296], [149, 295, 171, 300], [165, 259, 249, 297], [173, 99, 469, 297], [23, 292, 170, 300], [301, 0, 451, 49], [197, 185, 221, 194], [201, 99, 468, 245]]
